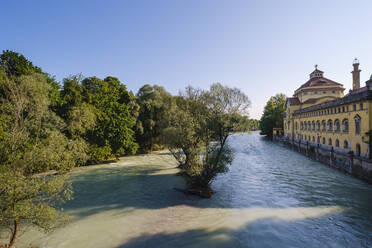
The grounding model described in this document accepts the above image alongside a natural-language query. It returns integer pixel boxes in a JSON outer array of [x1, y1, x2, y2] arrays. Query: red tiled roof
[[288, 97, 300, 105], [344, 86, 367, 97], [296, 77, 342, 91]]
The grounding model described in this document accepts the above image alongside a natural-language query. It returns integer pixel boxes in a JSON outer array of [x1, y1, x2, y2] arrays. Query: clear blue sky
[[1, 0, 372, 119]]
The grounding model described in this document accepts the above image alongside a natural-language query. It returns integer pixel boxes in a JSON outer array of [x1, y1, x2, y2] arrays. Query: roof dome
[[370, 74, 372, 80]]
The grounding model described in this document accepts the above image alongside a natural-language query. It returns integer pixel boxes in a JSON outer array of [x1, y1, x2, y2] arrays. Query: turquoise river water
[[13, 132, 372, 247]]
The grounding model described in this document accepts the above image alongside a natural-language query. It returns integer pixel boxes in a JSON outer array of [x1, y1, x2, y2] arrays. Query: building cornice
[[293, 89, 372, 115]]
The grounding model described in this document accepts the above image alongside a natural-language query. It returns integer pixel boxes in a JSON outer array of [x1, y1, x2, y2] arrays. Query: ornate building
[[284, 60, 372, 157]]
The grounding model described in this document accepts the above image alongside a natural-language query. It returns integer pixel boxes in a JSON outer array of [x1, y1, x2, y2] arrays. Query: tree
[[0, 50, 61, 113], [82, 76, 138, 157], [259, 93, 286, 138], [163, 83, 250, 197], [0, 70, 87, 247], [204, 83, 251, 146], [135, 84, 173, 152], [0, 50, 42, 77], [163, 96, 209, 171], [194, 83, 249, 189]]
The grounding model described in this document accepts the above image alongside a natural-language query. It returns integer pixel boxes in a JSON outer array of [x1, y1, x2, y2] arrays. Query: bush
[[87, 144, 112, 164]]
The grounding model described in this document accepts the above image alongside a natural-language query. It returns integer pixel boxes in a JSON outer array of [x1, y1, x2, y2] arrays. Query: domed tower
[[293, 65, 345, 105]]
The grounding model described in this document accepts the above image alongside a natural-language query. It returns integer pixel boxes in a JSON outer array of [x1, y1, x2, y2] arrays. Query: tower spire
[[352, 58, 361, 90]]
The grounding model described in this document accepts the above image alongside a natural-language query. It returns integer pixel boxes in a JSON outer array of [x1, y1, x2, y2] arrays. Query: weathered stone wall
[[273, 135, 372, 184]]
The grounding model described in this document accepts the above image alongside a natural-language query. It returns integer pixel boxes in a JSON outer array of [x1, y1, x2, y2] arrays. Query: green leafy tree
[[163, 96, 209, 170], [57, 75, 138, 162], [0, 70, 87, 248], [0, 50, 62, 113], [82, 76, 138, 157], [259, 93, 286, 138], [135, 84, 173, 152], [164, 83, 250, 197], [204, 83, 251, 147], [0, 50, 42, 77]]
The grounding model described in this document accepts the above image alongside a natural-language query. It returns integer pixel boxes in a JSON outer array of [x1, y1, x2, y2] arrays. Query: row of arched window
[[294, 115, 361, 134], [297, 134, 361, 156]]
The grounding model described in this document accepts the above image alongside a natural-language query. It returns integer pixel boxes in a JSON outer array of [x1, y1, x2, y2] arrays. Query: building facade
[[284, 60, 372, 158]]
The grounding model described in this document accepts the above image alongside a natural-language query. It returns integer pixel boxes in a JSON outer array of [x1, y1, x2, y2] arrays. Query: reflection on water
[[12, 132, 372, 247]]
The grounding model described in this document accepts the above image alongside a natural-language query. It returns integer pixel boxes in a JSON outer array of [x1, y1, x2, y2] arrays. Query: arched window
[[308, 121, 311, 131], [342, 119, 349, 132], [304, 122, 307, 130], [354, 115, 361, 134], [312, 121, 315, 131], [322, 137, 326, 144], [308, 135, 310, 140], [356, 144, 361, 156], [300, 122, 303, 130], [344, 140, 348, 149], [317, 136, 320, 144], [295, 122, 298, 130], [335, 139, 340, 147], [312, 136, 315, 142], [317, 121, 320, 131], [328, 120, 333, 131], [322, 120, 326, 131], [328, 138, 332, 146], [334, 119, 340, 132]]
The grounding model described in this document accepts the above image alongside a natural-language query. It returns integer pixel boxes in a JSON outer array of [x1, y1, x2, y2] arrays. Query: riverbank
[[273, 135, 372, 184], [3, 133, 372, 248]]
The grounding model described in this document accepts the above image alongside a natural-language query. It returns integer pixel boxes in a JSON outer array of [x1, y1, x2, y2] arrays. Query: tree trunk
[[8, 220, 18, 248]]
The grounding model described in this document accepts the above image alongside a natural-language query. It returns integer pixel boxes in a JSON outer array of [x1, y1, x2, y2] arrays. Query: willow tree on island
[[163, 83, 250, 198]]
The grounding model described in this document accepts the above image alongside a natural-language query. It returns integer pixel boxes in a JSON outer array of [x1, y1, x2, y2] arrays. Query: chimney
[[352, 58, 361, 90]]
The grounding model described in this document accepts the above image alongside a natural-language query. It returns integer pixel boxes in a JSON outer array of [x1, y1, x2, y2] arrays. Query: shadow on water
[[118, 213, 372, 248], [63, 166, 188, 217]]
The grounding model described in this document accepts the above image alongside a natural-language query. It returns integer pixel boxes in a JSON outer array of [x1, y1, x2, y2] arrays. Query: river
[[14, 132, 372, 247]]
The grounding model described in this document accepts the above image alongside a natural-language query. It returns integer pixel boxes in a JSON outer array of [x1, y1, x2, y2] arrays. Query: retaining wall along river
[[274, 135, 372, 184]]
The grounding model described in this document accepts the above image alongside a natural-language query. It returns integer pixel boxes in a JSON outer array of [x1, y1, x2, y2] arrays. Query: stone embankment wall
[[273, 135, 372, 184]]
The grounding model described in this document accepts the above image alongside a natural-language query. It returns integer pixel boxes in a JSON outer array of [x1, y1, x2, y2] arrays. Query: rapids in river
[[13, 132, 372, 247]]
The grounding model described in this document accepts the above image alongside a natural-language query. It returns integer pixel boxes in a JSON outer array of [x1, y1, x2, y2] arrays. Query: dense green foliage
[[0, 66, 87, 247], [259, 93, 286, 138], [57, 75, 138, 162], [0, 50, 253, 245], [163, 83, 250, 195], [135, 84, 173, 152], [0, 50, 42, 76]]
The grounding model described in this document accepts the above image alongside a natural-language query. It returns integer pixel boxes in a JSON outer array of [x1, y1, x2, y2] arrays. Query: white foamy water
[[6, 132, 372, 247]]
